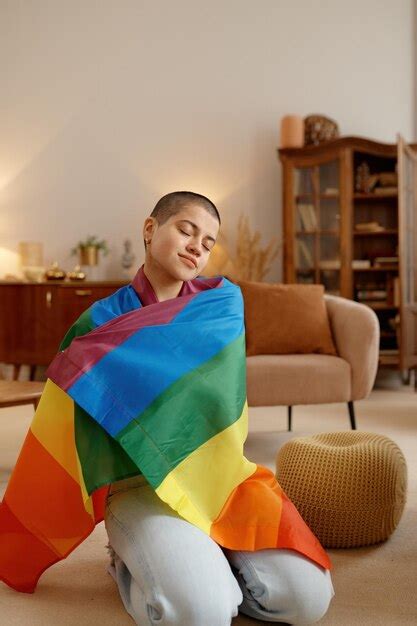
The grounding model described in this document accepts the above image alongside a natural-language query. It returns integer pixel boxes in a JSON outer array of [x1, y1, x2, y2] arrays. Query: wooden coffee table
[[0, 380, 45, 410]]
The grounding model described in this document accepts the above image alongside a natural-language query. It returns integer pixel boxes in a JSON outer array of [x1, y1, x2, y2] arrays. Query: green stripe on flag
[[74, 404, 140, 494], [59, 308, 94, 350], [59, 306, 141, 493], [116, 333, 247, 488]]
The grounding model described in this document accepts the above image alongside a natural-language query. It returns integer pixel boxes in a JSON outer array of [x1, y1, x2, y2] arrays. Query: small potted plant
[[71, 235, 109, 266]]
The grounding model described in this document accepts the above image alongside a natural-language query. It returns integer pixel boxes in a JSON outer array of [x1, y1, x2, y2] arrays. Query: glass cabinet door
[[293, 159, 341, 294], [397, 135, 417, 373]]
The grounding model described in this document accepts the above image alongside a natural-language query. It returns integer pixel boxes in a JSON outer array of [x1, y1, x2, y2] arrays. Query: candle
[[279, 115, 304, 148]]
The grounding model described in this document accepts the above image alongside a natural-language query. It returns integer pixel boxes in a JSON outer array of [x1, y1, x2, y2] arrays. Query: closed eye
[[180, 229, 211, 252]]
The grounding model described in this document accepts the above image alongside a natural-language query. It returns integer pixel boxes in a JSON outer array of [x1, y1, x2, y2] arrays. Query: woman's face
[[143, 203, 220, 280]]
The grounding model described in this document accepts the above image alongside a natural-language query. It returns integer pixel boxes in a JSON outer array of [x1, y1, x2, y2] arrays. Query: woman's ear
[[143, 217, 156, 242]]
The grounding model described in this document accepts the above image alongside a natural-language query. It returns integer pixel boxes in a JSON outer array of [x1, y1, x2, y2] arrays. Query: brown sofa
[[245, 295, 380, 431]]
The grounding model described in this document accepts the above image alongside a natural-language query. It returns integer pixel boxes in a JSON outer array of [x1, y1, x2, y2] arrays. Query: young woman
[[104, 191, 335, 625]]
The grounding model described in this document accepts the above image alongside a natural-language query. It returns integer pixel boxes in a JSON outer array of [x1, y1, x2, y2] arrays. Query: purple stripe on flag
[[46, 293, 197, 391], [46, 353, 83, 391]]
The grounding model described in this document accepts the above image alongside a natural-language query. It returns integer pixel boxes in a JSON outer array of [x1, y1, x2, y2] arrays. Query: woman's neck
[[142, 261, 184, 302]]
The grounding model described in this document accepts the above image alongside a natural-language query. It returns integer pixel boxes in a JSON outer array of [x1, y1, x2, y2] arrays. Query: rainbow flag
[[0, 276, 330, 593]]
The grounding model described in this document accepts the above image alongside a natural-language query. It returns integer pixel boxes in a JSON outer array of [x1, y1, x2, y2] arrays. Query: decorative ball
[[304, 114, 339, 145]]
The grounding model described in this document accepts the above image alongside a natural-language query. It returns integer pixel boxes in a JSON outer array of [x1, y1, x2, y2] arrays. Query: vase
[[78, 246, 99, 266]]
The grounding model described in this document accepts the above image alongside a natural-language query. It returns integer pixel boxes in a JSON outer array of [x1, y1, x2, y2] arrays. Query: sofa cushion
[[236, 281, 337, 356], [246, 353, 351, 406]]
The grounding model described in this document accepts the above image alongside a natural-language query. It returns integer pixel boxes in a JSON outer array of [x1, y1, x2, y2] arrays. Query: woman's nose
[[187, 241, 202, 255]]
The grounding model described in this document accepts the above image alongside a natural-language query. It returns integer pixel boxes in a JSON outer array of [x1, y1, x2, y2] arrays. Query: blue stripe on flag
[[67, 281, 243, 437]]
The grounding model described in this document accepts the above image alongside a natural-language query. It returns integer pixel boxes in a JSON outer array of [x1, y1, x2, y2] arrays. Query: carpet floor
[[1, 384, 416, 625]]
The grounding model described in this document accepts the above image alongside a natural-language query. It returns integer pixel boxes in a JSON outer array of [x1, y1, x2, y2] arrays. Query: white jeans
[[105, 476, 335, 625]]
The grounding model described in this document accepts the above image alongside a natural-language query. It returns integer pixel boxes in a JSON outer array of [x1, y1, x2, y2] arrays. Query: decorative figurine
[[121, 239, 136, 270]]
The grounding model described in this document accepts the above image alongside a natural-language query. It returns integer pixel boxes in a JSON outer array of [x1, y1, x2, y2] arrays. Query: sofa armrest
[[324, 295, 380, 400]]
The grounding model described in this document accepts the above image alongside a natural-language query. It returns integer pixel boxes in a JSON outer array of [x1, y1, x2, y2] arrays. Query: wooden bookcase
[[278, 135, 417, 376]]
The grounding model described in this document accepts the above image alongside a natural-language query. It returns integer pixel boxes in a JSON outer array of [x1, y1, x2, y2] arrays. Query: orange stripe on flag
[[210, 466, 283, 550], [5, 429, 95, 556], [210, 465, 331, 570]]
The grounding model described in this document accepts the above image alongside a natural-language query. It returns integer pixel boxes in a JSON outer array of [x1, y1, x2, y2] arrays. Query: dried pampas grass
[[203, 214, 281, 282], [232, 214, 281, 282]]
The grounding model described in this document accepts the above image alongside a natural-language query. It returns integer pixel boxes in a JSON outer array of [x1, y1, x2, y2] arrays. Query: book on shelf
[[373, 186, 398, 196], [357, 290, 387, 300], [358, 298, 391, 309], [373, 256, 399, 266], [352, 259, 371, 269], [386, 276, 400, 307], [319, 259, 341, 270], [294, 170, 313, 196], [393, 277, 400, 306], [295, 239, 313, 268], [297, 204, 317, 230], [354, 221, 385, 232]]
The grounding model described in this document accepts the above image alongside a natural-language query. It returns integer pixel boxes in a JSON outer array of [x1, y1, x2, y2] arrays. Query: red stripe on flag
[[0, 499, 60, 593], [92, 485, 110, 522], [276, 493, 332, 570]]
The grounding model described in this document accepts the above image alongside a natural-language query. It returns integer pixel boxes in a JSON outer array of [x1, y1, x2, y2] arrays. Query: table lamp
[[19, 241, 45, 281]]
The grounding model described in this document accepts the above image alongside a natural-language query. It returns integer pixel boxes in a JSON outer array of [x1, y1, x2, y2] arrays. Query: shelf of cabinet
[[357, 302, 398, 310], [353, 230, 398, 236], [353, 266, 399, 272], [379, 351, 400, 366], [295, 194, 340, 201], [354, 192, 397, 199], [296, 230, 340, 236]]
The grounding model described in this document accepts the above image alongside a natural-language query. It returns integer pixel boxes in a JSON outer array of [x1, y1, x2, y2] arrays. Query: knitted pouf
[[275, 431, 407, 548]]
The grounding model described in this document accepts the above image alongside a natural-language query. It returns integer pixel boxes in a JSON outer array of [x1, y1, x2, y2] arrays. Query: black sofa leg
[[288, 406, 292, 431], [348, 401, 357, 430]]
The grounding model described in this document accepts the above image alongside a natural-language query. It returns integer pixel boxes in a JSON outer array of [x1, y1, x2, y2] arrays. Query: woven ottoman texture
[[275, 431, 407, 548]]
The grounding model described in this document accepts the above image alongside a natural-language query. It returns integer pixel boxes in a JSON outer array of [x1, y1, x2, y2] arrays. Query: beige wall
[[0, 0, 414, 280]]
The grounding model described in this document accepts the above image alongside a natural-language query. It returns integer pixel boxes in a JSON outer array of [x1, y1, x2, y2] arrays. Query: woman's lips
[[179, 255, 196, 268]]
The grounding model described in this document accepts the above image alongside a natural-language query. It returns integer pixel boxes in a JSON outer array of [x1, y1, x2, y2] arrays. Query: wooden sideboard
[[0, 280, 127, 369]]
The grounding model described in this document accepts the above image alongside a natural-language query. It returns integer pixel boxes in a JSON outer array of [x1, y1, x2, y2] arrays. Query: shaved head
[[144, 191, 220, 250]]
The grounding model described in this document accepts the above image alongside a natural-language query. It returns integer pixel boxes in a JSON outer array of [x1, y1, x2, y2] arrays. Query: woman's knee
[[267, 568, 334, 624], [288, 580, 333, 623], [132, 583, 241, 626], [165, 601, 238, 626]]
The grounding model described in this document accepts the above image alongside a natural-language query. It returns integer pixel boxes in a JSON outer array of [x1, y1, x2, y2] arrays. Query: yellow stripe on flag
[[30, 379, 91, 511], [156, 400, 256, 532]]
